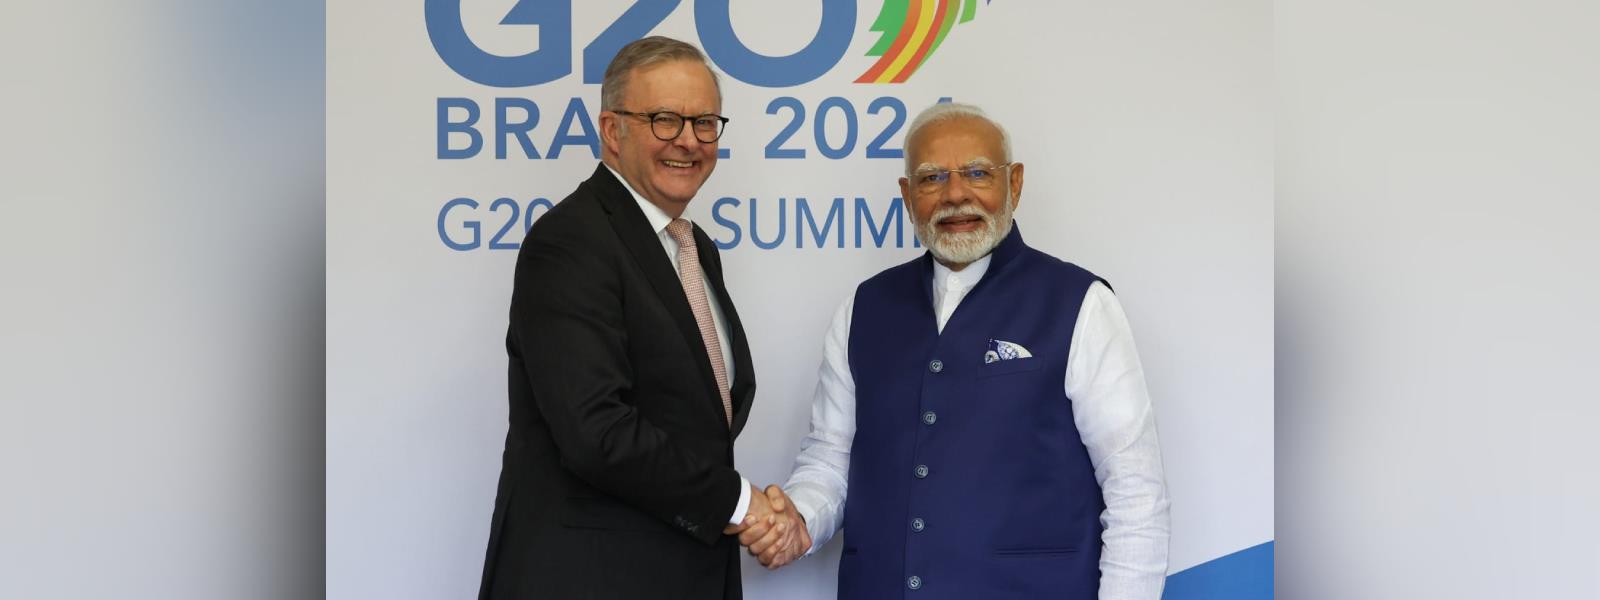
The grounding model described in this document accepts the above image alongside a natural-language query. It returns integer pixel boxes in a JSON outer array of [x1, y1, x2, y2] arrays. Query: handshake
[[724, 484, 812, 570]]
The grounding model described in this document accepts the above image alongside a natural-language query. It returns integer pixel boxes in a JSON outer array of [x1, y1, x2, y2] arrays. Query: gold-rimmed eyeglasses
[[909, 162, 1015, 194]]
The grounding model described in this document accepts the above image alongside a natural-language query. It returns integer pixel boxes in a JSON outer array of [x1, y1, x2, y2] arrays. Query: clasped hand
[[723, 484, 811, 569]]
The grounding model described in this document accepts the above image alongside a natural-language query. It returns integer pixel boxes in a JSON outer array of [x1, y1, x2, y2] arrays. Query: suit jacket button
[[928, 359, 943, 373], [907, 575, 923, 590], [913, 464, 929, 479]]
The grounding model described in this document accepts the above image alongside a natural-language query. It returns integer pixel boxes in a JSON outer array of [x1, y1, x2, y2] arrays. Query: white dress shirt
[[603, 165, 752, 525], [783, 254, 1172, 599]]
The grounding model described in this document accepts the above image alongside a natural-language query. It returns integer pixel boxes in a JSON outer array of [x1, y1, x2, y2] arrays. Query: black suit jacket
[[479, 165, 757, 600]]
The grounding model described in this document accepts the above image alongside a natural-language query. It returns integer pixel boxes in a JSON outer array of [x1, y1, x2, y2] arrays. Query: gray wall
[[0, 2, 324, 598], [1277, 0, 1600, 597]]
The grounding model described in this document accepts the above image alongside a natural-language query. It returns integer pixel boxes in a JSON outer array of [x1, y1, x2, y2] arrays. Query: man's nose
[[940, 173, 976, 205], [671, 125, 702, 151]]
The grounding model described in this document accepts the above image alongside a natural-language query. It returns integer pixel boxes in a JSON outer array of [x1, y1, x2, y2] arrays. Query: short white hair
[[902, 102, 1014, 176]]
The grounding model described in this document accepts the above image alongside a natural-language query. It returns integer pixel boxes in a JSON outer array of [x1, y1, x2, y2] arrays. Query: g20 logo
[[429, 0, 992, 251], [424, 0, 989, 88]]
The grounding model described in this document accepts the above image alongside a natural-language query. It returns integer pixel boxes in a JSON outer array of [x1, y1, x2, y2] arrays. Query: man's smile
[[937, 213, 986, 232]]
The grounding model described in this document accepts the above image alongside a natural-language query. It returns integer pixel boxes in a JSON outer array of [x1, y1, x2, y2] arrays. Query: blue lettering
[[582, 0, 680, 83], [438, 197, 481, 250], [496, 98, 540, 159], [524, 198, 555, 232], [424, 0, 572, 88], [765, 97, 807, 159], [864, 96, 906, 159], [797, 197, 845, 248], [694, 0, 857, 87], [855, 196, 905, 248], [814, 97, 858, 160], [437, 98, 482, 159], [712, 197, 743, 250], [487, 198, 522, 249], [547, 98, 598, 159], [750, 197, 787, 249]]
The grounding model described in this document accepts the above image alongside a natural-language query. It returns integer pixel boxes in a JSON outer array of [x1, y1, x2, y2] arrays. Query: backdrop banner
[[328, 1, 1274, 598]]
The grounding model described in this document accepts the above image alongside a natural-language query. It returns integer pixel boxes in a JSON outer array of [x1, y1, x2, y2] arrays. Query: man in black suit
[[477, 37, 790, 599]]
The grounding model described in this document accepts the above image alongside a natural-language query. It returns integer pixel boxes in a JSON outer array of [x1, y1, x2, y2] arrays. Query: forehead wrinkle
[[652, 105, 720, 116]]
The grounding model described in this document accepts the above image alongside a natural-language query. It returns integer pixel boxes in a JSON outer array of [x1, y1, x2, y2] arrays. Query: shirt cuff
[[784, 484, 829, 556], [727, 476, 752, 525]]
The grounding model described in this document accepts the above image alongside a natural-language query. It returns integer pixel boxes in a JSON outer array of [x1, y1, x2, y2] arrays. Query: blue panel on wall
[[1163, 541, 1273, 600]]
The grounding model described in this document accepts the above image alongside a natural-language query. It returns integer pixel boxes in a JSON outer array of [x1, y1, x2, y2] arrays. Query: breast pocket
[[976, 357, 1044, 378]]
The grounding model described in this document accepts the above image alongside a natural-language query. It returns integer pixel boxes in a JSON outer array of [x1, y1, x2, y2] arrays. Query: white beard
[[915, 191, 1015, 266]]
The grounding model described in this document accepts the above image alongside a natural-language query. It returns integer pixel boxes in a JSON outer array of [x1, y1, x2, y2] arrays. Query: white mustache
[[929, 204, 995, 227], [915, 194, 1015, 266]]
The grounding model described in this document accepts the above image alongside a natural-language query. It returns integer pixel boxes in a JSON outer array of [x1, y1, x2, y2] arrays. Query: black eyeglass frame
[[610, 110, 730, 143]]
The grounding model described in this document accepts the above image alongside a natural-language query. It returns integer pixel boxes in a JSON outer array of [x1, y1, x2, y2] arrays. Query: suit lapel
[[588, 165, 727, 427], [692, 225, 756, 435]]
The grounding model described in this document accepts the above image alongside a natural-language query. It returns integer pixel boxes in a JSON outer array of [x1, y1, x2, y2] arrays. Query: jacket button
[[911, 517, 926, 532], [922, 411, 937, 425], [913, 464, 929, 479], [928, 359, 943, 373], [907, 575, 923, 590]]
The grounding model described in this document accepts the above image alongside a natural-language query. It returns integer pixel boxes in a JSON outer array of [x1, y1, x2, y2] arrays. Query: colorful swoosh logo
[[856, 0, 987, 83]]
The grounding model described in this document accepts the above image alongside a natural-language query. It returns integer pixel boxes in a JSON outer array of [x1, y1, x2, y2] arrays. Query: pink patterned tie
[[666, 219, 733, 427]]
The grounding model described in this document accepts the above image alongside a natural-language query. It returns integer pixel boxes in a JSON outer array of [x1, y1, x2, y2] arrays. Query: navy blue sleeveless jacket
[[841, 226, 1107, 599]]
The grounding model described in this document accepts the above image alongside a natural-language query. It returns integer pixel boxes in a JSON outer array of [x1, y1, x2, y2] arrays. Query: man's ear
[[599, 111, 622, 158], [1008, 162, 1025, 209]]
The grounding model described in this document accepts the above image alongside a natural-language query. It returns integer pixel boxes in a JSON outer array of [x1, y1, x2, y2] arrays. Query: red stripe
[[891, 0, 950, 83], [855, 0, 924, 83]]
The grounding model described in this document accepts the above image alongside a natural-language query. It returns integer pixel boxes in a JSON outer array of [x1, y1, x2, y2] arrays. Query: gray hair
[[600, 36, 722, 111], [902, 102, 1014, 175]]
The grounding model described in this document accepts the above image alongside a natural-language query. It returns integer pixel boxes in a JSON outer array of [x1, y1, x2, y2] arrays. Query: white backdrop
[[327, 1, 1272, 597]]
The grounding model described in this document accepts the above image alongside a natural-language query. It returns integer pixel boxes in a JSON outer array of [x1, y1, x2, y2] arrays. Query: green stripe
[[864, 0, 910, 57], [958, 0, 978, 24], [921, 0, 962, 70]]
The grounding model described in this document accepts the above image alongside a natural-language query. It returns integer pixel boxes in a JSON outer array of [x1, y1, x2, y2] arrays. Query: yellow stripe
[[878, 0, 938, 83]]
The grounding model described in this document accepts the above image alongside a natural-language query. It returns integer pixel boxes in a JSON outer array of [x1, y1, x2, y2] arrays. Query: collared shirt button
[[922, 411, 937, 425], [911, 517, 926, 532], [913, 464, 929, 479], [907, 575, 923, 590], [928, 359, 943, 373]]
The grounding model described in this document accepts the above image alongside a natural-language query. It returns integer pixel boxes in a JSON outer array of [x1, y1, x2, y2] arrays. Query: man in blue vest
[[737, 103, 1171, 598]]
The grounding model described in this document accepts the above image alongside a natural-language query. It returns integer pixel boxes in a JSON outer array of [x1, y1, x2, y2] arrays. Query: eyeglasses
[[611, 110, 729, 143], [910, 162, 1015, 194]]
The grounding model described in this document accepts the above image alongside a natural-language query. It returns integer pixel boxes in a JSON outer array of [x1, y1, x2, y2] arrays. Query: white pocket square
[[984, 339, 1033, 364]]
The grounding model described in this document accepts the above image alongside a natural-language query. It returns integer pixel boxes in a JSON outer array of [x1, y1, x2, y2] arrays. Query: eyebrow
[[912, 157, 997, 172], [643, 106, 721, 115]]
